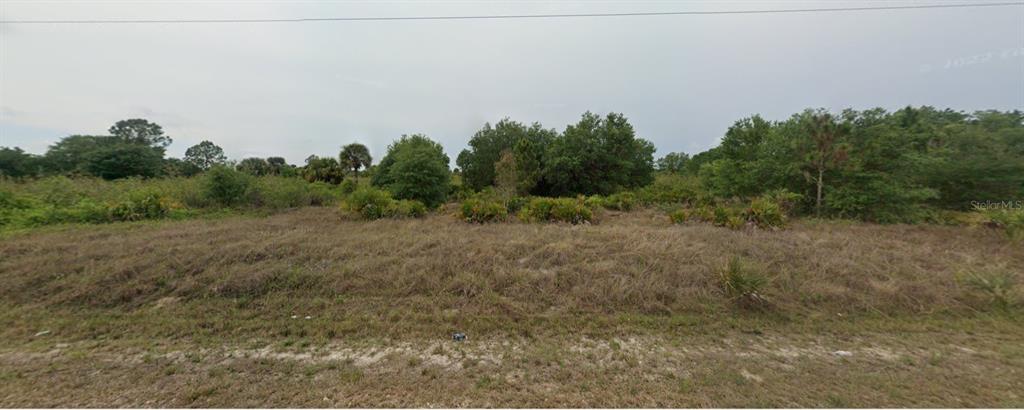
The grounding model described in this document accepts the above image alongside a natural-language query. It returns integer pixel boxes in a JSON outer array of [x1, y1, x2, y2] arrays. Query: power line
[[1, 2, 1021, 24]]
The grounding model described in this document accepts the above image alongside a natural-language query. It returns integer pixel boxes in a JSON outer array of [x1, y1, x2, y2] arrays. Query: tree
[[236, 157, 272, 176], [302, 155, 344, 184], [456, 119, 556, 191], [43, 135, 121, 174], [656, 152, 690, 173], [799, 110, 850, 216], [163, 157, 202, 177], [372, 134, 451, 208], [542, 112, 655, 196], [109, 119, 172, 148], [84, 143, 164, 179], [184, 141, 227, 170], [339, 143, 372, 181], [0, 147, 42, 178], [493, 149, 519, 197]]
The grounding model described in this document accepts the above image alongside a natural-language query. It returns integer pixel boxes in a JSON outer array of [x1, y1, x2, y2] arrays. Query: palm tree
[[339, 143, 372, 182]]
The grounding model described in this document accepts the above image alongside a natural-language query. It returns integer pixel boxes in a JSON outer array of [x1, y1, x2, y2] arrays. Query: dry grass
[[1, 207, 1022, 406]]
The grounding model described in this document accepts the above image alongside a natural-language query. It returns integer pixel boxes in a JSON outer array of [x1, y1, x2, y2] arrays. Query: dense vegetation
[[1, 107, 1021, 233]]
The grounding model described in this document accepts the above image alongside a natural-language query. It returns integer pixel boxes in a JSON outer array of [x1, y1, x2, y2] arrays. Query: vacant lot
[[1, 208, 1021, 407]]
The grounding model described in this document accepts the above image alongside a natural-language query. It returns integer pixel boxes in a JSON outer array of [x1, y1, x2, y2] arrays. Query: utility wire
[[0, 2, 1021, 24]]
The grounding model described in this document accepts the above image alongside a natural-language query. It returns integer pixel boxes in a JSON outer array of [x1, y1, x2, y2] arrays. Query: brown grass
[[0, 207, 1022, 406]]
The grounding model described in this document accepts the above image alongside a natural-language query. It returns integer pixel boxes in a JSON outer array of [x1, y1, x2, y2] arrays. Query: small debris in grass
[[833, 350, 853, 357], [290, 315, 298, 319], [452, 332, 466, 342], [304, 316, 311, 320], [34, 330, 50, 337]]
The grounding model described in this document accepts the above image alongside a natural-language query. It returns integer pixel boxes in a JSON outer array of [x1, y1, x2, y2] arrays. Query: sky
[[1, 0, 1022, 165]]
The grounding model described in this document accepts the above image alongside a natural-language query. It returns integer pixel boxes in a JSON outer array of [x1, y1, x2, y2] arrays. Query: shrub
[[505, 196, 529, 214], [339, 179, 358, 195], [719, 257, 770, 310], [343, 187, 426, 220], [669, 208, 689, 224], [960, 270, 1018, 310], [601, 192, 636, 211], [253, 177, 341, 210], [388, 199, 428, 218], [461, 198, 508, 223], [204, 166, 254, 207], [520, 197, 593, 224], [109, 190, 171, 221], [744, 197, 786, 229], [634, 173, 705, 205], [980, 208, 1024, 241]]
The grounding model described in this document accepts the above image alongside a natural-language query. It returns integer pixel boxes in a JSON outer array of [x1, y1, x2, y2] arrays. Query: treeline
[[2, 107, 1023, 224], [671, 107, 1024, 222]]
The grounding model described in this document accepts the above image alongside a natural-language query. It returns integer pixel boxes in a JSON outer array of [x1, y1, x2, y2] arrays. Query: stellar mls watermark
[[919, 47, 1023, 73], [971, 200, 1023, 210]]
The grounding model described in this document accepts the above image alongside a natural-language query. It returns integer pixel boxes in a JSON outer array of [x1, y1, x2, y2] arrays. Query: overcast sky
[[1, 0, 1022, 164]]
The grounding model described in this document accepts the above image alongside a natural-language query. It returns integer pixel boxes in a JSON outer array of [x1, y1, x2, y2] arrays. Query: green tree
[[0, 147, 42, 177], [799, 110, 850, 216], [372, 134, 451, 208], [656, 152, 690, 173], [236, 157, 272, 176], [339, 143, 373, 181], [543, 112, 655, 196], [457, 119, 556, 192], [302, 155, 344, 184], [163, 157, 202, 177], [84, 143, 164, 179], [109, 118, 172, 148], [43, 135, 120, 174], [184, 140, 227, 170]]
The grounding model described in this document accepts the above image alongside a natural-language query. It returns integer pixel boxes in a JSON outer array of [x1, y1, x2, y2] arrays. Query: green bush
[[343, 187, 426, 220], [339, 179, 358, 195], [669, 208, 689, 224], [980, 208, 1024, 241], [505, 196, 528, 214], [520, 197, 593, 224], [203, 166, 254, 207], [634, 174, 705, 205], [461, 198, 508, 223], [719, 257, 770, 310], [606, 192, 636, 211], [109, 190, 170, 221], [253, 177, 340, 210], [960, 270, 1018, 310], [388, 199, 428, 218], [744, 197, 786, 229]]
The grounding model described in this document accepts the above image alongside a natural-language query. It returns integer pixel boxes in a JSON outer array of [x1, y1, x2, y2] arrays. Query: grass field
[[1, 207, 1022, 407]]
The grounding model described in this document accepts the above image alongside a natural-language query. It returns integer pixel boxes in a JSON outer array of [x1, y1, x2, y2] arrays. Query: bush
[[744, 197, 786, 229], [602, 192, 636, 211], [719, 257, 770, 310], [204, 166, 254, 207], [960, 270, 1018, 310], [520, 197, 593, 224], [253, 177, 341, 210], [668, 208, 689, 224], [634, 174, 705, 205], [109, 190, 171, 221], [461, 198, 508, 223], [343, 187, 426, 220], [505, 196, 529, 214], [980, 208, 1024, 241], [339, 179, 358, 195], [388, 199, 428, 218]]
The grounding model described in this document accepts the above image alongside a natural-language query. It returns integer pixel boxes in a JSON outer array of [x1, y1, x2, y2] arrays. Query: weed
[[719, 257, 770, 309]]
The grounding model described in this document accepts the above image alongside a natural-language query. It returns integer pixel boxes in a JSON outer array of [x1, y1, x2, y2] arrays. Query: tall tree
[[184, 140, 227, 170], [372, 134, 451, 208], [799, 110, 850, 216], [109, 119, 172, 148], [339, 143, 372, 182]]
